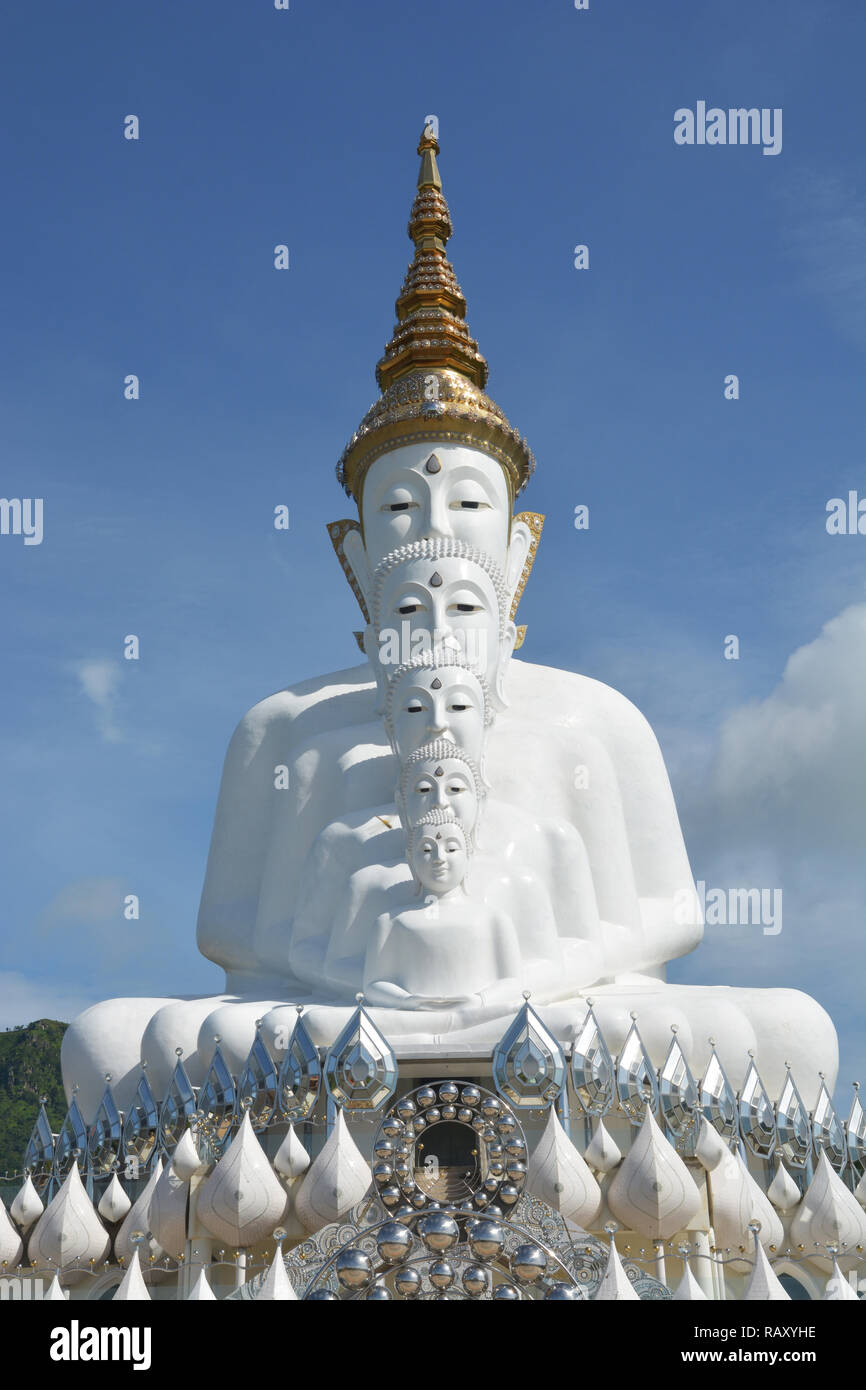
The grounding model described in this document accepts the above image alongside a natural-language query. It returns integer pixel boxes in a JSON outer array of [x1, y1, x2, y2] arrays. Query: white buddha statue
[[61, 129, 837, 1117]]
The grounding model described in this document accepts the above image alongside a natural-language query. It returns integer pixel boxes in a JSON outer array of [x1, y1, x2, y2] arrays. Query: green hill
[[0, 1019, 68, 1182]]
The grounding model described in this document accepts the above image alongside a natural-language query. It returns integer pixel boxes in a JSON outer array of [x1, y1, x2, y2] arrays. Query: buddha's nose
[[422, 488, 449, 538]]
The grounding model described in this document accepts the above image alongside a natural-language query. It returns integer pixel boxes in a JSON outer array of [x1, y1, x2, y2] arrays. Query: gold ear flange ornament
[[514, 624, 528, 651], [327, 519, 370, 624], [510, 512, 545, 622]]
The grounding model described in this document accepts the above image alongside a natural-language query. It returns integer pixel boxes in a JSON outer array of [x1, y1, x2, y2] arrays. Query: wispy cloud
[[71, 658, 124, 742]]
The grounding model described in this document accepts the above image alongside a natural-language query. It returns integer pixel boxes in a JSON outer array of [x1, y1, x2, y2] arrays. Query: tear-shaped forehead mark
[[429, 572, 443, 587], [424, 453, 442, 475], [431, 677, 442, 689], [434, 766, 444, 777]]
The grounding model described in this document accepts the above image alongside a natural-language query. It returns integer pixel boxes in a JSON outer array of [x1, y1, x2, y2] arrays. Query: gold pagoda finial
[[375, 128, 488, 394], [336, 127, 535, 503]]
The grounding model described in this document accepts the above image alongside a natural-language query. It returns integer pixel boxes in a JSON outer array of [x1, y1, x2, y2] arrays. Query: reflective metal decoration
[[739, 1059, 776, 1160], [276, 1011, 321, 1122], [491, 1000, 566, 1110], [236, 1030, 278, 1131], [658, 1033, 698, 1147], [775, 1068, 811, 1171], [197, 1046, 237, 1152], [615, 1019, 658, 1125], [570, 1005, 615, 1117], [813, 1079, 846, 1172], [121, 1069, 159, 1171], [52, 1094, 88, 1178], [847, 1086, 866, 1173], [371, 1082, 527, 1215], [23, 1102, 54, 1181], [158, 1054, 197, 1153], [322, 1002, 398, 1111], [87, 1083, 122, 1176], [699, 1046, 738, 1139]]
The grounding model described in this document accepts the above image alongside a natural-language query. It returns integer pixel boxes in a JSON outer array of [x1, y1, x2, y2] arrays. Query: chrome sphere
[[418, 1212, 459, 1253], [480, 1098, 501, 1120], [483, 1175, 499, 1194], [373, 1138, 395, 1162], [426, 1107, 441, 1124], [416, 1086, 436, 1108], [376, 1221, 413, 1264], [380, 1183, 402, 1208], [506, 1160, 527, 1181], [486, 1203, 504, 1218], [462, 1264, 490, 1298], [488, 1160, 505, 1178], [411, 1190, 428, 1208], [468, 1219, 504, 1261], [493, 1283, 520, 1300], [307, 1288, 339, 1301], [511, 1243, 548, 1284], [461, 1085, 481, 1106], [335, 1248, 373, 1290], [395, 1204, 416, 1224], [429, 1259, 455, 1290], [498, 1183, 520, 1207], [481, 1126, 497, 1144], [497, 1112, 517, 1135], [382, 1116, 404, 1138], [505, 1138, 526, 1158], [393, 1157, 410, 1179], [413, 1115, 427, 1133], [373, 1161, 393, 1184], [441, 1104, 457, 1122], [457, 1108, 472, 1124], [366, 1283, 392, 1300], [439, 1082, 459, 1104], [396, 1098, 416, 1121], [546, 1282, 582, 1300], [471, 1116, 486, 1134], [394, 1266, 423, 1299]]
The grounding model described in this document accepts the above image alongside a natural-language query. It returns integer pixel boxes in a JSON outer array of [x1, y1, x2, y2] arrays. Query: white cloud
[[71, 658, 124, 742], [710, 603, 866, 851]]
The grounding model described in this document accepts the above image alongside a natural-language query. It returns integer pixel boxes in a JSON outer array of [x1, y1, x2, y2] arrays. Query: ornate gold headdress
[[337, 128, 536, 505]]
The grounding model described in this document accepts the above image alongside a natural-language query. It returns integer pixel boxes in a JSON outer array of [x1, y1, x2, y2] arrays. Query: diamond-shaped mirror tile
[[492, 1001, 566, 1110], [570, 1005, 614, 1117], [739, 1059, 776, 1160], [158, 1055, 197, 1153], [52, 1095, 88, 1179], [775, 1069, 811, 1171], [197, 1045, 237, 1152], [616, 1019, 658, 1125], [813, 1079, 846, 1172], [847, 1087, 865, 1173], [23, 1103, 54, 1180], [87, 1084, 122, 1176], [237, 1030, 278, 1131], [122, 1069, 159, 1169], [276, 1011, 321, 1122], [323, 1003, 397, 1111], [659, 1033, 698, 1147], [699, 1047, 737, 1139]]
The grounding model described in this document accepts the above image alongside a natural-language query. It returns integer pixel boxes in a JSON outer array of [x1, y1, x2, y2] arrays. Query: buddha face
[[374, 551, 514, 696], [388, 665, 487, 765], [410, 822, 469, 898], [361, 443, 511, 569], [403, 756, 480, 836]]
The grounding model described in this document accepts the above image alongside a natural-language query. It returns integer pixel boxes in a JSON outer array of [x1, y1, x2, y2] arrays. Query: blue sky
[[1, 1, 863, 1112]]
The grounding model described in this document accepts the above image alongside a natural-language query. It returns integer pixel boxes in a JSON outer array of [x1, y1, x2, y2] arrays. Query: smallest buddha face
[[410, 822, 469, 899], [403, 756, 479, 837]]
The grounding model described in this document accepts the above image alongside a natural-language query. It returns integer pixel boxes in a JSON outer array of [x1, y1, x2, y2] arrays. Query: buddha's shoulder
[[229, 663, 377, 748], [507, 659, 658, 741]]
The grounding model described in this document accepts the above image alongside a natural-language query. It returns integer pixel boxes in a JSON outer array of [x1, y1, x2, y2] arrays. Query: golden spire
[[376, 128, 488, 392], [337, 128, 535, 504]]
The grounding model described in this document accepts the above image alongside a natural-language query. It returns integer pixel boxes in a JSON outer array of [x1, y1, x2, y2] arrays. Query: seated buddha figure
[[60, 128, 837, 1118]]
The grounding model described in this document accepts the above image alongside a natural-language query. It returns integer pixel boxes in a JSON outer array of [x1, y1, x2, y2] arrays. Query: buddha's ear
[[493, 620, 517, 710], [326, 520, 372, 622], [507, 512, 545, 619]]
